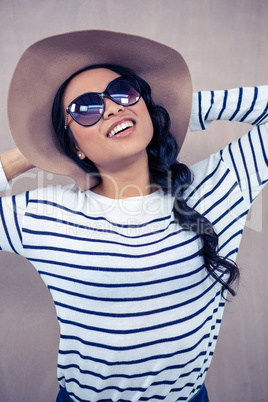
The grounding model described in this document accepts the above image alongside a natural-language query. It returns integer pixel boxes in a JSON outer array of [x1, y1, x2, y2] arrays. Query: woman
[[1, 30, 268, 402]]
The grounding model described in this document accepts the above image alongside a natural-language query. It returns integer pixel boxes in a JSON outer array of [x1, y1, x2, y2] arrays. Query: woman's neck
[[91, 154, 156, 199]]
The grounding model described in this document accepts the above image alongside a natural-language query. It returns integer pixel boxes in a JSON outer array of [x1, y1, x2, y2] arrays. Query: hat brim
[[7, 30, 192, 190]]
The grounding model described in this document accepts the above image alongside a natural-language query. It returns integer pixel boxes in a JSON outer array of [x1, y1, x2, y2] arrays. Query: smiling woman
[[1, 29, 268, 402]]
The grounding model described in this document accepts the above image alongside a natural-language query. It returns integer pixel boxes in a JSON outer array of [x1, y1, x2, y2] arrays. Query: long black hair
[[52, 63, 240, 298]]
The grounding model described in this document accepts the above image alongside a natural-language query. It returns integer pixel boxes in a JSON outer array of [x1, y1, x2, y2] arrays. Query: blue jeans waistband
[[56, 384, 209, 402], [189, 383, 209, 402], [56, 387, 73, 402]]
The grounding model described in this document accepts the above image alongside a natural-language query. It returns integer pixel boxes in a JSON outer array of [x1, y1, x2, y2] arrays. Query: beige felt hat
[[7, 30, 192, 190]]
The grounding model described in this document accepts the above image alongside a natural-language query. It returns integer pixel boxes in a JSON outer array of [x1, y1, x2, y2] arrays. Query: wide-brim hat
[[7, 30, 192, 190]]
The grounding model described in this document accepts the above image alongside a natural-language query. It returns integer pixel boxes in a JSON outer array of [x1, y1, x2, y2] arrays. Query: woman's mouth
[[107, 120, 134, 138]]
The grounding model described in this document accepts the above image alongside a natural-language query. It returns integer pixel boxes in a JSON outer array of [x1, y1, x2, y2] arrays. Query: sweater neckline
[[85, 188, 163, 204]]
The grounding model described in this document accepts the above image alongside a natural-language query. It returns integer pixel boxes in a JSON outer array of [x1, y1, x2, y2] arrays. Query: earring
[[77, 152, 83, 159]]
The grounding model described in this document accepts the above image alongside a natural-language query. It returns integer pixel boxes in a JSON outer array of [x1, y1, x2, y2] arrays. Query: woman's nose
[[102, 96, 124, 119]]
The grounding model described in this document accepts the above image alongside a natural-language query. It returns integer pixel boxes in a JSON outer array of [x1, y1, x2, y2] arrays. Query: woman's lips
[[107, 120, 134, 138]]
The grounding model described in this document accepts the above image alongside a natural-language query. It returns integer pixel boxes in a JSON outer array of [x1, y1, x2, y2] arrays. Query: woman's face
[[63, 68, 154, 175]]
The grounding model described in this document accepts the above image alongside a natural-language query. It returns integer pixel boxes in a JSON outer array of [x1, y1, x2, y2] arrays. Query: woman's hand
[[0, 148, 34, 182]]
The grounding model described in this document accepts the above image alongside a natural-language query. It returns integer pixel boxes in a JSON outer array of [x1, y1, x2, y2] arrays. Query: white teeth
[[108, 121, 134, 137]]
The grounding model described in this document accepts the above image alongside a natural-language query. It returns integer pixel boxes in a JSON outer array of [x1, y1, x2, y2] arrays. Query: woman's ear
[[76, 150, 86, 160], [73, 145, 86, 160], [73, 144, 86, 161]]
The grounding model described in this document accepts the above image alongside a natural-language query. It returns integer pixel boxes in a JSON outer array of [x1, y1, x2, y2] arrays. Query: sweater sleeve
[[190, 86, 268, 130], [0, 160, 27, 255], [190, 86, 268, 208]]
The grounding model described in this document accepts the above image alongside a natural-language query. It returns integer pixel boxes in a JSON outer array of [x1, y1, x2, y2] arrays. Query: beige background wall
[[0, 0, 267, 401]]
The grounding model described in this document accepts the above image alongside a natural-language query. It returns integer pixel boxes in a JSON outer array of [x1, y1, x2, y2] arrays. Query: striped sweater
[[0, 86, 267, 402]]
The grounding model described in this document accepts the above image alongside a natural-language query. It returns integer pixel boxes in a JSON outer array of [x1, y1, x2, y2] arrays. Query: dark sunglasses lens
[[108, 78, 141, 106], [69, 93, 103, 126]]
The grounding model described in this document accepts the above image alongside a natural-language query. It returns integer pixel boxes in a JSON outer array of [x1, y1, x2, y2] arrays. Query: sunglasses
[[65, 75, 141, 128]]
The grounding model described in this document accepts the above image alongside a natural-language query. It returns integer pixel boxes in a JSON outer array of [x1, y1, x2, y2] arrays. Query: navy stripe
[[198, 180, 237, 218], [257, 125, 268, 166], [252, 100, 268, 125], [212, 194, 244, 227], [63, 376, 146, 394], [227, 142, 241, 186], [240, 87, 258, 122], [198, 92, 206, 130], [204, 91, 214, 121], [25, 191, 29, 207], [248, 129, 262, 186], [253, 111, 268, 125], [238, 135, 253, 203], [218, 230, 243, 252], [229, 87, 243, 121], [225, 249, 239, 259], [217, 90, 228, 120], [217, 210, 248, 237], [207, 182, 239, 216]]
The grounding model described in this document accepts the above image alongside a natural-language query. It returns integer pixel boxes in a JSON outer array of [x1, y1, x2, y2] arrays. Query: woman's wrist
[[0, 148, 34, 182]]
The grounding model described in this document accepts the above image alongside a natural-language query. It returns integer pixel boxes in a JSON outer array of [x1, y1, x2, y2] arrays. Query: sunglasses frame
[[65, 75, 141, 128]]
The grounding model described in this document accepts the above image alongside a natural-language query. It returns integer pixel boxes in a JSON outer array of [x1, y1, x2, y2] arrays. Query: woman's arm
[[190, 86, 268, 208], [0, 148, 34, 254], [0, 148, 34, 182], [190, 86, 268, 131]]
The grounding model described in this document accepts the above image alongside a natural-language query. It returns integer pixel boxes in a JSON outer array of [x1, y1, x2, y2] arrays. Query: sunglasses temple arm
[[64, 111, 69, 130]]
